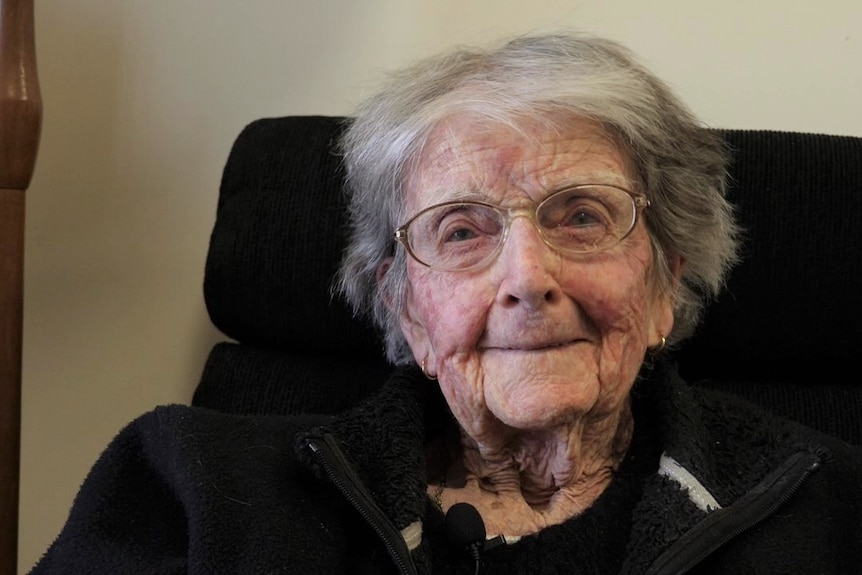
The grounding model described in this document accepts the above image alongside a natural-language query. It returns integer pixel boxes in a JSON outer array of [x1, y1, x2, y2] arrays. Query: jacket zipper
[[305, 433, 419, 575], [645, 450, 821, 575]]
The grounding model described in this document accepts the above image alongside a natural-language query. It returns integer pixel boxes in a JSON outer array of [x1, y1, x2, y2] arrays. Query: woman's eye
[[551, 199, 607, 227], [444, 226, 478, 242], [565, 207, 604, 227], [438, 215, 491, 243], [434, 206, 500, 243]]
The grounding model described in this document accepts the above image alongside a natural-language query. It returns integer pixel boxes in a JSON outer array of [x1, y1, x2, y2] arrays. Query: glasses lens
[[537, 186, 636, 254], [408, 202, 504, 270]]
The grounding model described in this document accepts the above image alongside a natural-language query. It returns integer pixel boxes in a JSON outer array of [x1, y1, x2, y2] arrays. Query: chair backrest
[[193, 115, 862, 444]]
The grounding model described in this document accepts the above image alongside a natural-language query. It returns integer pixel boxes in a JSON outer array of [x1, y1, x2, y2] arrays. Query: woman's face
[[395, 116, 677, 439]]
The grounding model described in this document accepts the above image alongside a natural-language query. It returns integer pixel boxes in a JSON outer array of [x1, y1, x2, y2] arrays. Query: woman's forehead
[[406, 115, 635, 208]]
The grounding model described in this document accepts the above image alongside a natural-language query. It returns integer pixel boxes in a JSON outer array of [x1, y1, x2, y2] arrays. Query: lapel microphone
[[444, 502, 486, 574]]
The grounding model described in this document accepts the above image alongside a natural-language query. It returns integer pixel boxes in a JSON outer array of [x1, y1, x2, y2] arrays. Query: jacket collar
[[295, 366, 431, 532], [623, 360, 825, 573], [295, 360, 825, 574]]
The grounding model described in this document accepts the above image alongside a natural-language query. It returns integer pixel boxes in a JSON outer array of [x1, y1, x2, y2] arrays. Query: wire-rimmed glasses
[[394, 184, 649, 272]]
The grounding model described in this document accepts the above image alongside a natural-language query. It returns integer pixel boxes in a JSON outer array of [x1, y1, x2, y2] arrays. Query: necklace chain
[[432, 481, 445, 511]]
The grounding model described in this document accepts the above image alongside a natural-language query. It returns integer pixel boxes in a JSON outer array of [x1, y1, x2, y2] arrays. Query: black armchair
[[193, 116, 862, 445]]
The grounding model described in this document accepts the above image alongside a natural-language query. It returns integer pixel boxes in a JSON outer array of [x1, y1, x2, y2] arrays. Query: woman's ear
[[650, 254, 684, 345], [377, 257, 434, 367], [376, 257, 395, 310], [399, 287, 433, 368], [667, 254, 684, 289]]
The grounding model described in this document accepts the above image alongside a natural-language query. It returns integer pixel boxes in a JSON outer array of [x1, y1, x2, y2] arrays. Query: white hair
[[336, 31, 740, 365]]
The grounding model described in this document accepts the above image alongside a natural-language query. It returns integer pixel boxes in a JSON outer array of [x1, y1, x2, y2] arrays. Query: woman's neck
[[430, 401, 634, 537]]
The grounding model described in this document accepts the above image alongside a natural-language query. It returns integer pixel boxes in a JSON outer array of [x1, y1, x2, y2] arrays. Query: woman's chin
[[486, 380, 602, 430], [480, 349, 606, 430]]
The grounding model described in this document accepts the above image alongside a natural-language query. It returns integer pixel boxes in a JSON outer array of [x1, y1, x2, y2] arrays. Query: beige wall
[[18, 0, 861, 571]]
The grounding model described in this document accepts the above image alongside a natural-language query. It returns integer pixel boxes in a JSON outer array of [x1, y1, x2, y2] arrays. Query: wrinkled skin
[[384, 115, 679, 537]]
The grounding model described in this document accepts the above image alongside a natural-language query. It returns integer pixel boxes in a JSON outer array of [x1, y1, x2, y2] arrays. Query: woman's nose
[[494, 217, 564, 308]]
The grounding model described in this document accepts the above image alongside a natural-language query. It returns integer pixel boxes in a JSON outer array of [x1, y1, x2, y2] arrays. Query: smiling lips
[[482, 339, 586, 352]]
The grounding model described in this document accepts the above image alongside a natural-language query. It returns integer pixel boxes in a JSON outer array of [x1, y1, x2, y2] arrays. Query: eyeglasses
[[394, 184, 648, 272]]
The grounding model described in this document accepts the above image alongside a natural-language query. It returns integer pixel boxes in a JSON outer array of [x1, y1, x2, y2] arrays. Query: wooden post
[[0, 0, 42, 573]]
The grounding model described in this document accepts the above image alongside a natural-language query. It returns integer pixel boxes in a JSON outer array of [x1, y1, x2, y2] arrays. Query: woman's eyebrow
[[420, 188, 489, 205], [419, 170, 637, 208], [546, 171, 635, 191], [447, 189, 491, 202]]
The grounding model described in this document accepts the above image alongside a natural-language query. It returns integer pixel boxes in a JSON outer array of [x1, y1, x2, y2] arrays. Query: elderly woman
[[31, 32, 861, 575], [338, 31, 733, 540]]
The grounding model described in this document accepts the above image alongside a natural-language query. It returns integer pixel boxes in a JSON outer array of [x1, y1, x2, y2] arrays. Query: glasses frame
[[393, 184, 649, 272]]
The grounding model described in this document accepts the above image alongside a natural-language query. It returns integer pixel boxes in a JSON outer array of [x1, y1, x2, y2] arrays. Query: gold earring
[[421, 359, 437, 381], [652, 334, 667, 354]]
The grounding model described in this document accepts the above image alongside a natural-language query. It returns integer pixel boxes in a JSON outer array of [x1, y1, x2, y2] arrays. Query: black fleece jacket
[[29, 361, 862, 574]]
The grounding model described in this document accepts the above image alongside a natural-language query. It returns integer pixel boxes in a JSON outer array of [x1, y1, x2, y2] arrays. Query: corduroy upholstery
[[193, 115, 862, 444]]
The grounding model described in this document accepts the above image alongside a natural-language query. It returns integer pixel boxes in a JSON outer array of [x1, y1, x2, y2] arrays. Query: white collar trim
[[401, 520, 423, 551], [658, 453, 722, 512]]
